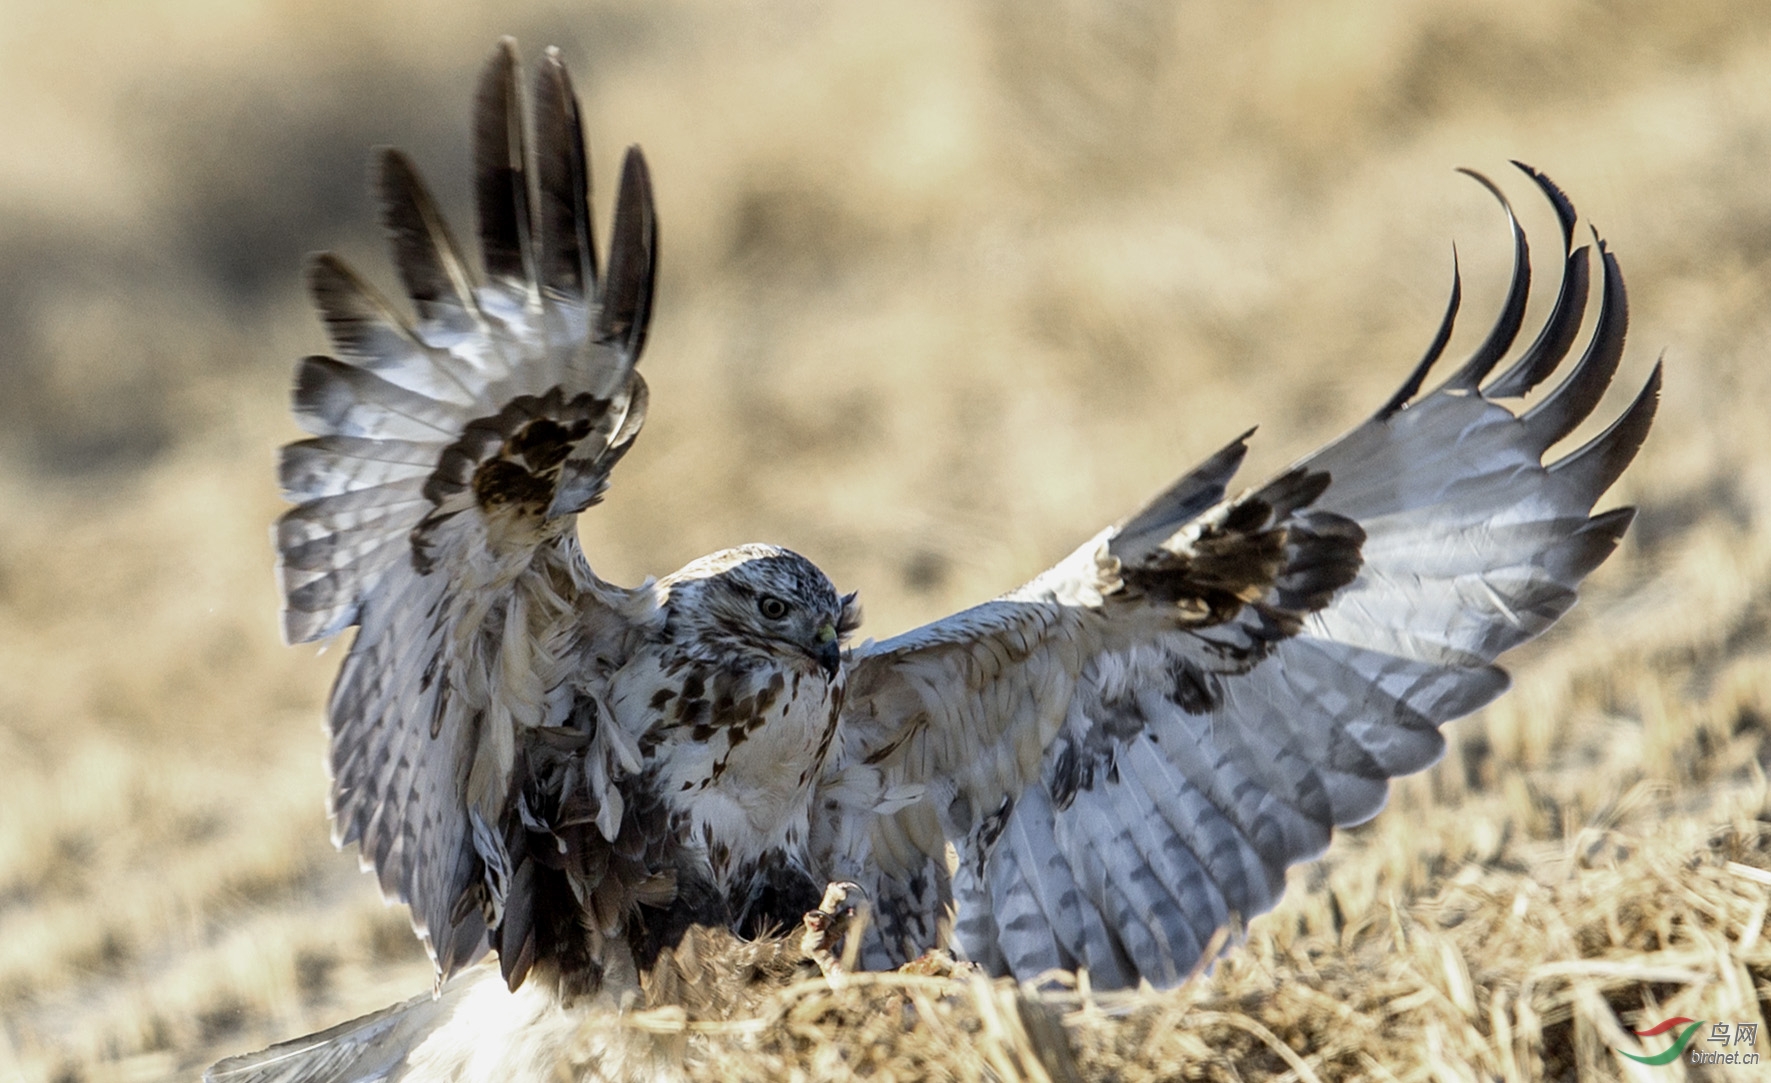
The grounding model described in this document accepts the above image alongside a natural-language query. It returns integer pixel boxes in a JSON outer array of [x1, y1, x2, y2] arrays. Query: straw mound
[[592, 794, 1771, 1081]]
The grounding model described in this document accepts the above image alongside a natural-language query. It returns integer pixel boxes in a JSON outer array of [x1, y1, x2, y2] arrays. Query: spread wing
[[822, 165, 1659, 987], [275, 41, 658, 980]]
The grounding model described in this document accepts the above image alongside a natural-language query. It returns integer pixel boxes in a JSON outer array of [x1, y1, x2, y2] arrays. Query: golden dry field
[[3, 1, 1771, 1080]]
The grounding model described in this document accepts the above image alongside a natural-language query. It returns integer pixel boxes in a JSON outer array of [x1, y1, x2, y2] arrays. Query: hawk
[[210, 39, 1658, 1083]]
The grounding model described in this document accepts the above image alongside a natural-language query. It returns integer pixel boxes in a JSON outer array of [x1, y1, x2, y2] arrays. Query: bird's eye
[[757, 595, 789, 621]]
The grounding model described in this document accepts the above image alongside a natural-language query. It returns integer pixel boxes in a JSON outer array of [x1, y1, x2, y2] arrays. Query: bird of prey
[[210, 38, 1657, 1083]]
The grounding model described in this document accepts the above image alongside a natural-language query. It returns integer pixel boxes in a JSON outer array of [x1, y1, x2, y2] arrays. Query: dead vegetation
[[607, 827, 1769, 1082], [2, 1, 1770, 1080], [627, 765, 1771, 1082]]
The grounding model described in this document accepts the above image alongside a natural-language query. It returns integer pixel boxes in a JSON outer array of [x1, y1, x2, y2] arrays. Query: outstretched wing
[[275, 41, 658, 979], [823, 165, 1659, 987]]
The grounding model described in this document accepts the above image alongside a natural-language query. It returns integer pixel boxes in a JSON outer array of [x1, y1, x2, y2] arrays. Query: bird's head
[[661, 545, 860, 679]]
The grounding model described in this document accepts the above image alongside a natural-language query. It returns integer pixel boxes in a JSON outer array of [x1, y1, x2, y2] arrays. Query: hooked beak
[[814, 622, 842, 679]]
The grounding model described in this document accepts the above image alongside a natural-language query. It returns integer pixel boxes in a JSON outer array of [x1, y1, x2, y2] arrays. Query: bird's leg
[[801, 881, 866, 986], [801, 882, 981, 984]]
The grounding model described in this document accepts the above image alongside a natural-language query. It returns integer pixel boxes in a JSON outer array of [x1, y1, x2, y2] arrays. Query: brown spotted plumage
[[213, 40, 1655, 1083]]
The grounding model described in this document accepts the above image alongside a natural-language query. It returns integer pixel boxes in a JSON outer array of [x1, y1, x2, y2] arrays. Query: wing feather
[[473, 39, 536, 294], [596, 149, 658, 358], [379, 148, 490, 345], [306, 254, 484, 406], [1517, 242, 1629, 448], [1002, 787, 1092, 967], [988, 835, 1068, 978], [292, 355, 463, 440], [1443, 170, 1530, 391], [275, 44, 660, 981], [280, 437, 437, 500], [533, 47, 597, 304], [822, 164, 1655, 987]]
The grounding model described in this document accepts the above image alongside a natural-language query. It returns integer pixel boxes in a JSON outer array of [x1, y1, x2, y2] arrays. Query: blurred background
[[2, 1, 1769, 1078]]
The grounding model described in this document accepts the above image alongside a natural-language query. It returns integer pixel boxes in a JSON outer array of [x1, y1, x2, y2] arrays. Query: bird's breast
[[608, 650, 843, 885]]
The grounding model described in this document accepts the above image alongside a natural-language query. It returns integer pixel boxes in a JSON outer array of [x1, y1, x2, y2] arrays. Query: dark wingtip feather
[[1521, 238, 1629, 451], [291, 353, 400, 439], [473, 38, 533, 288], [305, 252, 367, 331], [1112, 428, 1255, 565], [1511, 161, 1577, 249], [1483, 164, 1587, 400], [1546, 359, 1661, 501], [597, 147, 658, 358], [534, 47, 596, 299], [305, 251, 427, 362], [377, 148, 479, 331], [1377, 246, 1461, 419], [1446, 169, 1530, 391], [1484, 243, 1590, 400], [304, 250, 348, 299]]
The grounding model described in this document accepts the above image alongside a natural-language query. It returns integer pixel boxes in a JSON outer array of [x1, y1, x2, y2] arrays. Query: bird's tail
[[203, 964, 585, 1083]]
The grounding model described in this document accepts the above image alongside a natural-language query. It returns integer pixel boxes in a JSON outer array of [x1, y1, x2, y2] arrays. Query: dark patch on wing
[[472, 457, 557, 510], [975, 794, 1015, 858], [1048, 741, 1090, 812], [406, 384, 642, 572], [1050, 655, 1219, 812], [1117, 467, 1363, 655], [472, 409, 599, 512], [1166, 657, 1220, 715], [1093, 685, 1147, 740], [508, 416, 595, 473]]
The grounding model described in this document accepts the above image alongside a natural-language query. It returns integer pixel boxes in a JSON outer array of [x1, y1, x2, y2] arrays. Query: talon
[[801, 881, 867, 985], [819, 880, 863, 916]]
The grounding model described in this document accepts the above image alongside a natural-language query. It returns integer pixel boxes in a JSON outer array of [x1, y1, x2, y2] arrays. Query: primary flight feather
[[214, 39, 1657, 1083]]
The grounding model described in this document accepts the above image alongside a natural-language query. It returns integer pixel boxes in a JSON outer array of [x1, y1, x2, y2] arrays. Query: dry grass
[[630, 674, 1771, 1081], [625, 801, 1771, 1083], [2, 1, 1769, 1080]]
